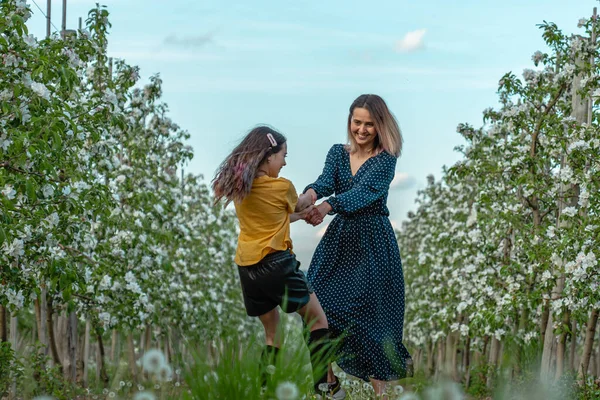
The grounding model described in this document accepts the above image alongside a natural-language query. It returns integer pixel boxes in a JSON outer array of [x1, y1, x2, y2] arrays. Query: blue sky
[[27, 0, 595, 265]]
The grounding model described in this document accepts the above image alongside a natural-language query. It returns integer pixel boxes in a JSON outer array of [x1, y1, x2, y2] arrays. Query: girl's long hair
[[347, 94, 403, 158], [212, 126, 286, 206]]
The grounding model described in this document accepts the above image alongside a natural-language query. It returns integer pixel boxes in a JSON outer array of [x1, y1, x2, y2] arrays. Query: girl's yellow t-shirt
[[234, 175, 298, 266]]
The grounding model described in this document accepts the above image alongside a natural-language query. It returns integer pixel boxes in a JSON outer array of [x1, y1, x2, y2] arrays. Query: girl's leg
[[297, 293, 339, 390], [258, 308, 282, 385], [296, 292, 327, 331], [258, 307, 282, 347]]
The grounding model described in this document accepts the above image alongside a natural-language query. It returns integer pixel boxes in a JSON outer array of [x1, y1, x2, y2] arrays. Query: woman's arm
[[303, 145, 339, 199], [325, 155, 396, 216]]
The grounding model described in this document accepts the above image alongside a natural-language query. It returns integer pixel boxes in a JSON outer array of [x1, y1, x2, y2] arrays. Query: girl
[[303, 95, 413, 396], [212, 125, 345, 398]]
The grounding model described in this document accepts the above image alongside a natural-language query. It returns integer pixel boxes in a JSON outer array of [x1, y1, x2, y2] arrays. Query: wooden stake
[[46, 0, 51, 38], [61, 0, 67, 39]]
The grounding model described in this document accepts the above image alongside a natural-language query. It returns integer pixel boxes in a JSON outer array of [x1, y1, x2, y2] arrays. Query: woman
[[303, 94, 412, 395]]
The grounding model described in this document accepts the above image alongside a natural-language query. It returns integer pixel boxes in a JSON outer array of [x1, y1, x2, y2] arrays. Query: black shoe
[[315, 378, 346, 399]]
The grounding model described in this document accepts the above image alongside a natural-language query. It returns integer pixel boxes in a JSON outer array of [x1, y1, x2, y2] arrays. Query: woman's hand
[[304, 201, 331, 226]]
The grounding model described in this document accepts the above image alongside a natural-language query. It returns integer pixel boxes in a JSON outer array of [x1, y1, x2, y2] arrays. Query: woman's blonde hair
[[346, 94, 402, 158]]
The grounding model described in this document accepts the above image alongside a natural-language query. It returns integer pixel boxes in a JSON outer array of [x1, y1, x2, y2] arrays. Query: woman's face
[[267, 142, 287, 177], [350, 107, 377, 150]]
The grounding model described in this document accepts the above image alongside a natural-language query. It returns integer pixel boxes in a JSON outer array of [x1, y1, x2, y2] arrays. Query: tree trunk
[[66, 311, 78, 381], [427, 339, 435, 377], [0, 305, 6, 342], [541, 276, 565, 381], [82, 320, 91, 387], [9, 314, 18, 399], [486, 337, 500, 388], [540, 301, 550, 347], [569, 319, 577, 372], [591, 350, 598, 377], [578, 309, 599, 380], [96, 332, 109, 387], [435, 339, 445, 379], [111, 329, 119, 363], [57, 312, 68, 370], [463, 336, 471, 388], [127, 333, 138, 385], [555, 311, 570, 381], [449, 332, 459, 381], [47, 298, 62, 368]]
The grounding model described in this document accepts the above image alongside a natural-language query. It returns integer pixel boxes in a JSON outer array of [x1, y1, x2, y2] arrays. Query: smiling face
[[350, 107, 378, 151], [266, 142, 287, 177]]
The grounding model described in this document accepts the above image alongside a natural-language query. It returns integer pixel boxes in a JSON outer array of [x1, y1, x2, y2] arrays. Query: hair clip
[[266, 133, 277, 147]]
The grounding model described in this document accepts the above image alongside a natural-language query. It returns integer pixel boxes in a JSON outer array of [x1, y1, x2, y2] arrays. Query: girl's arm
[[290, 205, 315, 223], [295, 192, 315, 212]]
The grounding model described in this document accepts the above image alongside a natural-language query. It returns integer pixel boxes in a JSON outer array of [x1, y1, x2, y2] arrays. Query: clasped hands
[[296, 189, 332, 226]]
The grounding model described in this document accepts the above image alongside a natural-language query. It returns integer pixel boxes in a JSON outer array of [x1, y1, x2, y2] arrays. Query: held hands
[[296, 189, 330, 226], [303, 201, 331, 226]]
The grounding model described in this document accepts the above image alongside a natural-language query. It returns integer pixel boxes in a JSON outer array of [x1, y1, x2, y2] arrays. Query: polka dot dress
[[305, 144, 411, 382]]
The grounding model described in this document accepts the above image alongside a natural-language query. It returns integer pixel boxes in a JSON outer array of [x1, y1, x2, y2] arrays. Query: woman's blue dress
[[305, 144, 411, 381]]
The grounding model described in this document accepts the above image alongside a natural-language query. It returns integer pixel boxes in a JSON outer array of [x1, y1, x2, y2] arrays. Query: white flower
[[62, 186, 71, 196], [532, 50, 544, 64], [132, 392, 155, 400], [394, 385, 404, 395], [541, 270, 552, 282], [317, 382, 330, 393], [275, 381, 299, 400], [42, 184, 54, 198], [3, 238, 25, 257], [32, 396, 54, 400], [157, 364, 173, 382], [0, 89, 12, 101], [45, 212, 59, 228], [2, 184, 16, 200], [22, 34, 38, 48], [103, 88, 119, 107], [0, 134, 12, 151], [141, 349, 166, 373], [6, 288, 24, 309], [266, 364, 276, 375], [460, 324, 469, 336], [30, 81, 51, 100], [561, 206, 577, 218], [100, 275, 112, 289], [578, 18, 588, 28]]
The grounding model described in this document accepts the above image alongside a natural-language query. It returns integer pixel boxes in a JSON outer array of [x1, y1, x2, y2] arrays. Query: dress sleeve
[[326, 154, 396, 215], [303, 145, 339, 199]]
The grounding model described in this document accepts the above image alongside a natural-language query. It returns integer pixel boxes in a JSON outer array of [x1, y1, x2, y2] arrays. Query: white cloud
[[390, 172, 417, 190], [395, 29, 426, 53], [164, 33, 214, 48]]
